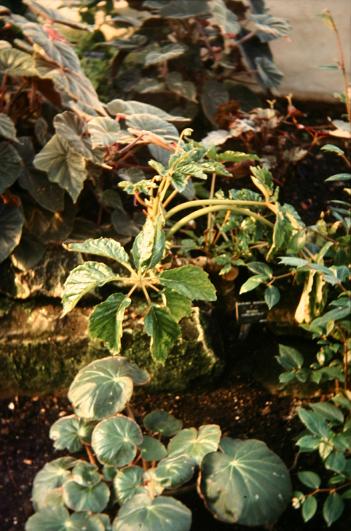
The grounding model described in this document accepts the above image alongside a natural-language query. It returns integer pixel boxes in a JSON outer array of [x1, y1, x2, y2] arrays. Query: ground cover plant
[[0, 1, 350, 530]]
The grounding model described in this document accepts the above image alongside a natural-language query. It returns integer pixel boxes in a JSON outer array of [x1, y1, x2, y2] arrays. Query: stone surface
[[0, 299, 220, 397]]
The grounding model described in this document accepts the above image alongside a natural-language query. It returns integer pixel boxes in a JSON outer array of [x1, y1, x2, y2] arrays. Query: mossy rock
[[0, 299, 220, 397]]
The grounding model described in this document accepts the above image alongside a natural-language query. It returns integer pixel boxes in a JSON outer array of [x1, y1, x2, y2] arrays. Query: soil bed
[[1, 326, 350, 531]]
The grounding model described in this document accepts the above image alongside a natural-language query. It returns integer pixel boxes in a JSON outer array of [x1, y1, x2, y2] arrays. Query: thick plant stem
[[165, 199, 267, 220], [167, 205, 273, 237]]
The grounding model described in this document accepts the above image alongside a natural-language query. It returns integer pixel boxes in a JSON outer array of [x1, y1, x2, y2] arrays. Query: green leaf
[[255, 56, 283, 89], [131, 217, 165, 270], [0, 46, 35, 77], [114, 466, 144, 504], [215, 150, 258, 162], [87, 117, 134, 148], [49, 415, 95, 453], [144, 305, 180, 363], [107, 99, 186, 123], [0, 204, 24, 263], [32, 457, 77, 511], [126, 114, 179, 143], [325, 451, 346, 473], [264, 285, 280, 309], [201, 79, 229, 126], [164, 289, 192, 322], [302, 496, 317, 522], [68, 356, 149, 419], [64, 237, 131, 271], [71, 461, 100, 486], [297, 408, 330, 438], [19, 168, 65, 213], [209, 0, 240, 35], [247, 261, 272, 277], [168, 425, 221, 465], [63, 479, 110, 513], [112, 493, 191, 531], [251, 14, 290, 43], [296, 435, 320, 452], [160, 0, 208, 18], [0, 113, 18, 142], [199, 438, 292, 526], [144, 44, 187, 66], [310, 305, 351, 330], [54, 111, 92, 159], [321, 144, 344, 156], [160, 265, 216, 301], [154, 454, 195, 488], [62, 261, 117, 315], [239, 274, 267, 294], [34, 134, 87, 202], [92, 415, 143, 466], [89, 293, 131, 353], [25, 507, 76, 531], [325, 173, 351, 182], [143, 409, 183, 437], [309, 402, 344, 424], [297, 471, 321, 489], [277, 345, 304, 370], [166, 72, 197, 102], [139, 436, 167, 461], [323, 493, 344, 527], [0, 141, 23, 193]]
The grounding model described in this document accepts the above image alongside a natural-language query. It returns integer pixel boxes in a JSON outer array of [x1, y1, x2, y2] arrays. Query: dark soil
[[1, 327, 350, 531]]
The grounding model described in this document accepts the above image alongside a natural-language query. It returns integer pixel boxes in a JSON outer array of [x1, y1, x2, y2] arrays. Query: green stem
[[167, 205, 273, 237], [165, 199, 268, 220]]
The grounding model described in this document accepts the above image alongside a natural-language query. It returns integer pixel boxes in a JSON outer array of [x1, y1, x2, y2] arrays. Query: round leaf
[[199, 438, 292, 526], [68, 356, 149, 420], [26, 506, 74, 531], [92, 415, 143, 466], [32, 457, 77, 511], [50, 415, 95, 452], [63, 478, 110, 513], [114, 466, 144, 504], [154, 454, 195, 488], [168, 424, 221, 464], [139, 436, 167, 461], [71, 461, 101, 487], [144, 409, 183, 437], [112, 493, 191, 531]]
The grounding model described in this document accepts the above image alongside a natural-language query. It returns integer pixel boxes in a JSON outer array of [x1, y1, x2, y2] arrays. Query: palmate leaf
[[87, 117, 135, 148], [144, 305, 180, 363], [112, 493, 191, 531], [92, 415, 143, 466], [49, 415, 95, 453], [64, 237, 131, 271], [107, 99, 187, 123], [32, 457, 77, 511], [126, 114, 179, 143], [89, 293, 131, 353], [159, 266, 217, 301], [62, 261, 118, 315], [54, 111, 92, 159], [168, 425, 221, 465], [199, 438, 292, 526], [0, 204, 25, 263], [0, 141, 23, 193], [34, 134, 87, 203], [68, 356, 149, 420], [208, 0, 240, 35], [0, 46, 36, 77]]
